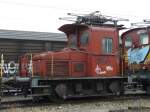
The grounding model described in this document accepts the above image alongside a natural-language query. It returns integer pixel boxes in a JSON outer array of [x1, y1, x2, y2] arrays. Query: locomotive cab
[[59, 24, 121, 77], [122, 27, 150, 80]]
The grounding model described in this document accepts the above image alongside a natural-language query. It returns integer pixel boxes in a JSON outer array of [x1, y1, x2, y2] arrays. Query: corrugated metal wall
[[0, 39, 66, 62], [51, 42, 67, 51]]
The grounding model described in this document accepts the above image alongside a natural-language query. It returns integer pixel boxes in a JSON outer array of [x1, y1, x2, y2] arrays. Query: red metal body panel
[[20, 24, 121, 78], [19, 54, 31, 77], [86, 27, 120, 77], [33, 50, 87, 78]]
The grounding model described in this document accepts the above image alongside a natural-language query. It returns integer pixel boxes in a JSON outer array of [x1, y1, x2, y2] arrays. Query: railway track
[[109, 106, 150, 112], [0, 94, 150, 110], [0, 96, 33, 110]]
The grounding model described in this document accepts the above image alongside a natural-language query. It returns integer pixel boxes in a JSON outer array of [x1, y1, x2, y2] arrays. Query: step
[[29, 93, 50, 97], [31, 85, 50, 88]]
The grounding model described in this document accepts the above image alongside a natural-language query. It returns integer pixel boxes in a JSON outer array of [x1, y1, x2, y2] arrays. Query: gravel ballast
[[1, 98, 150, 112]]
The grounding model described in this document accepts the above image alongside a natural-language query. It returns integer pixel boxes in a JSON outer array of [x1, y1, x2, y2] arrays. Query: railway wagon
[[122, 27, 150, 93]]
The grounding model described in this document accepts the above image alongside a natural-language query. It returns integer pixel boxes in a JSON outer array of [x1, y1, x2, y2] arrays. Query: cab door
[[93, 29, 120, 77]]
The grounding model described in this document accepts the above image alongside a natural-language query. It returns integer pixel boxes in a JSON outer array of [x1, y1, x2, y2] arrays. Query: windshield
[[68, 34, 77, 48]]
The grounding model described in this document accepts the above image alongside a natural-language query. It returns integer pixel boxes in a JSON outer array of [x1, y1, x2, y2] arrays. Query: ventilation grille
[[46, 60, 69, 76]]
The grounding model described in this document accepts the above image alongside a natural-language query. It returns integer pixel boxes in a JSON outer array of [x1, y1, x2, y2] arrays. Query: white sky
[[0, 0, 150, 33]]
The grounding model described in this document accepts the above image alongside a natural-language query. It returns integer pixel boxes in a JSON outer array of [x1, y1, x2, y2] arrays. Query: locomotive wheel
[[55, 84, 67, 99], [109, 81, 121, 95], [32, 96, 41, 102], [22, 87, 29, 98], [48, 83, 67, 102]]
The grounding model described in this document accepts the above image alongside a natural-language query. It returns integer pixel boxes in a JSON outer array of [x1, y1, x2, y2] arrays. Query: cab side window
[[80, 32, 89, 46], [102, 37, 113, 54], [125, 36, 132, 47], [69, 34, 77, 48], [139, 33, 149, 45]]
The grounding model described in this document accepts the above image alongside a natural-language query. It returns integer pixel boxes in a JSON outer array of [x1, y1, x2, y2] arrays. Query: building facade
[[0, 29, 67, 62]]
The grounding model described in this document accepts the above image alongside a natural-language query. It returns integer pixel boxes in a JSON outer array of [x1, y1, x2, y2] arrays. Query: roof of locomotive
[[58, 24, 88, 34], [121, 27, 149, 39], [59, 23, 124, 34]]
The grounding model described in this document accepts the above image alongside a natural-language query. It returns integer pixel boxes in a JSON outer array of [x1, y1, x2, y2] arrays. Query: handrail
[[51, 53, 54, 78]]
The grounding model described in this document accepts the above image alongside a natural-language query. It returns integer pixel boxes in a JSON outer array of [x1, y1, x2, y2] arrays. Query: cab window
[[80, 32, 89, 46], [125, 36, 132, 47], [139, 33, 149, 45], [102, 37, 113, 54], [69, 34, 77, 47]]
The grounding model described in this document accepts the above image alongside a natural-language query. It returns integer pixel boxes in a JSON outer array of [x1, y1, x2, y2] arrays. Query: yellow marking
[[0, 54, 4, 78]]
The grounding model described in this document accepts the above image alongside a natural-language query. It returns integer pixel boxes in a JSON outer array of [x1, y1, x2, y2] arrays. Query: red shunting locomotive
[[3, 12, 150, 101]]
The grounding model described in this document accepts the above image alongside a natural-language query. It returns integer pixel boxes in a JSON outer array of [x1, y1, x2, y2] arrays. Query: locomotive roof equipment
[[131, 19, 150, 28], [60, 11, 129, 27]]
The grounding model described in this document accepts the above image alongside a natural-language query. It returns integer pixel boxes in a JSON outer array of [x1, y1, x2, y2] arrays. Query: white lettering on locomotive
[[106, 66, 113, 71]]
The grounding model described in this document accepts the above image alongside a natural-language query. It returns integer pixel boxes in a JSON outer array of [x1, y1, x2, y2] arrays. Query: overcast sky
[[0, 0, 150, 33]]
